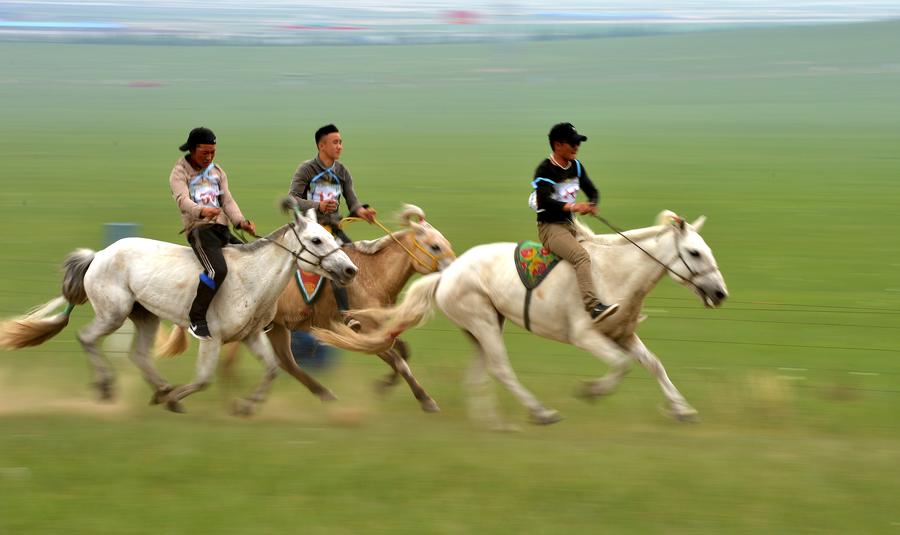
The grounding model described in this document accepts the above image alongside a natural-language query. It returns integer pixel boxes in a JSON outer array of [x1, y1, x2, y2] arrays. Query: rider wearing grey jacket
[[287, 124, 377, 331]]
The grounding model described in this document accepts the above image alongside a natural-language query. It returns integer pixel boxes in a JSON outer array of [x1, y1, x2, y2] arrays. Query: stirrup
[[343, 314, 362, 333], [590, 303, 619, 323]]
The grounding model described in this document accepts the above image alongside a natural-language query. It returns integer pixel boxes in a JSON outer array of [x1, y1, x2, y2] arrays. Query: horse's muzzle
[[331, 264, 358, 287], [701, 286, 728, 308]]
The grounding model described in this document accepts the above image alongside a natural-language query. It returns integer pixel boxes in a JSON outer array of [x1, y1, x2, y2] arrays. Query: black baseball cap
[[179, 127, 216, 152], [548, 122, 588, 145]]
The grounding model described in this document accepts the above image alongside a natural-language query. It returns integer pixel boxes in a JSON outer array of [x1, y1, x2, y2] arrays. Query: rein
[[589, 214, 717, 291], [341, 216, 443, 271]]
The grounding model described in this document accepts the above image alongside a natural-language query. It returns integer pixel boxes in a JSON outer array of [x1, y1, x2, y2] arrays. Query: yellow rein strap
[[340, 216, 440, 271]]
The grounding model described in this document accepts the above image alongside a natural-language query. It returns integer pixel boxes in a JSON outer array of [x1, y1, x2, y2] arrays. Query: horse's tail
[[154, 325, 189, 358], [313, 272, 442, 353], [0, 248, 95, 349], [61, 248, 94, 305]]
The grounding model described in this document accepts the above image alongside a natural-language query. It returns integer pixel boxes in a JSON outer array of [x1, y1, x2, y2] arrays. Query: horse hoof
[[575, 383, 599, 403], [165, 400, 186, 413], [663, 405, 699, 423], [420, 399, 441, 413], [149, 386, 174, 406], [93, 381, 115, 402], [318, 390, 338, 403], [231, 399, 256, 417], [674, 411, 699, 423], [373, 378, 397, 396], [530, 409, 563, 425], [489, 422, 521, 433], [575, 381, 613, 402]]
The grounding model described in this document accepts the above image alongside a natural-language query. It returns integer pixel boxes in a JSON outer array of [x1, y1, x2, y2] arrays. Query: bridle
[[590, 214, 719, 291], [244, 221, 343, 269], [342, 216, 452, 272]]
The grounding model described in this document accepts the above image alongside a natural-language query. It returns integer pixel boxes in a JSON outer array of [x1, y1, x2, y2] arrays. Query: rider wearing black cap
[[531, 123, 619, 322], [169, 126, 256, 340]]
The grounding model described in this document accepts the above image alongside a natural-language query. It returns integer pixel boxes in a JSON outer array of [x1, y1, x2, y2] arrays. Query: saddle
[[515, 240, 562, 290], [514, 241, 562, 331]]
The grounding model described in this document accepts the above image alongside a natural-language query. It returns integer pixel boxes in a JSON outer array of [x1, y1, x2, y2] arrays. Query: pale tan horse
[[313, 211, 728, 428], [0, 202, 358, 415], [156, 204, 455, 412]]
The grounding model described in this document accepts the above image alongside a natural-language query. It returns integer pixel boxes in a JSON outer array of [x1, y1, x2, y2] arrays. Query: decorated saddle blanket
[[294, 268, 326, 304], [515, 240, 562, 290]]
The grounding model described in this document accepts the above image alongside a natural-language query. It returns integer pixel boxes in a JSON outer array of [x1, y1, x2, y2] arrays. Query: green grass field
[[1, 21, 899, 534]]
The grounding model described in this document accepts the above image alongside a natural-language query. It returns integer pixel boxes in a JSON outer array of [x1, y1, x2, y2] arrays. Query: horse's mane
[[573, 210, 676, 246], [230, 224, 292, 253], [353, 230, 411, 255], [347, 204, 426, 255]]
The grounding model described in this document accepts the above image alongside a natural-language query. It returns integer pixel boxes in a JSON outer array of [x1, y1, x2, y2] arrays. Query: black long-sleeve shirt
[[532, 158, 599, 223]]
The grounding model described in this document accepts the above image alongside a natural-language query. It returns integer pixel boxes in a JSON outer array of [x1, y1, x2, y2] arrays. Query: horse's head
[[282, 198, 358, 286], [399, 204, 456, 273], [658, 211, 728, 308]]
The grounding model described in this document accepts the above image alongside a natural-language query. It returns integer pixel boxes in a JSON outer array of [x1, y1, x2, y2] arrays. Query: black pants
[[331, 227, 353, 312], [187, 224, 242, 324]]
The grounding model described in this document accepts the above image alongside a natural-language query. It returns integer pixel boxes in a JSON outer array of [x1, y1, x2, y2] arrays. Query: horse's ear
[[656, 210, 679, 227], [691, 215, 706, 232], [281, 196, 299, 215], [399, 204, 426, 226]]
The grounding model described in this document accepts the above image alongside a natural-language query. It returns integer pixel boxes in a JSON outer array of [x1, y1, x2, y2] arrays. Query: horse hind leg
[[127, 306, 175, 405], [77, 303, 132, 401], [462, 330, 515, 432], [462, 314, 561, 426]]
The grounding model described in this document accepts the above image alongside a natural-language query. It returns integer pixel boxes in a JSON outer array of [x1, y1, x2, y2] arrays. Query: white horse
[[0, 201, 358, 414], [313, 210, 728, 428]]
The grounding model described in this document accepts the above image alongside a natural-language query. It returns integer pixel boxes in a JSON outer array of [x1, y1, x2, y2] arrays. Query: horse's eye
[[689, 250, 700, 258], [430, 244, 442, 253], [312, 237, 322, 245]]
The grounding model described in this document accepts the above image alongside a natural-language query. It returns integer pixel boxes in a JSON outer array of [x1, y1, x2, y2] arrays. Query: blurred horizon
[[2, 0, 900, 45]]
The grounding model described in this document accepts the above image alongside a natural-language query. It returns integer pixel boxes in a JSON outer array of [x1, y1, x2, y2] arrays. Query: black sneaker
[[262, 322, 274, 333], [188, 320, 212, 340], [590, 303, 619, 323]]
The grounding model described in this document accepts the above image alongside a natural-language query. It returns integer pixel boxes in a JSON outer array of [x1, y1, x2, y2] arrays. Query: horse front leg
[[376, 343, 439, 413], [230, 331, 281, 417], [164, 338, 222, 413], [569, 329, 633, 400], [622, 334, 697, 421]]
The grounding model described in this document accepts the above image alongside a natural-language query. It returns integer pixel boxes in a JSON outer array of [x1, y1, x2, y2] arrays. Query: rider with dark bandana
[[170, 127, 256, 340], [288, 124, 376, 332], [531, 122, 619, 323]]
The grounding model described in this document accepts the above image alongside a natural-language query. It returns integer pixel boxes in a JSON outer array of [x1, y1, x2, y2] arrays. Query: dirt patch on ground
[[0, 370, 135, 418]]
